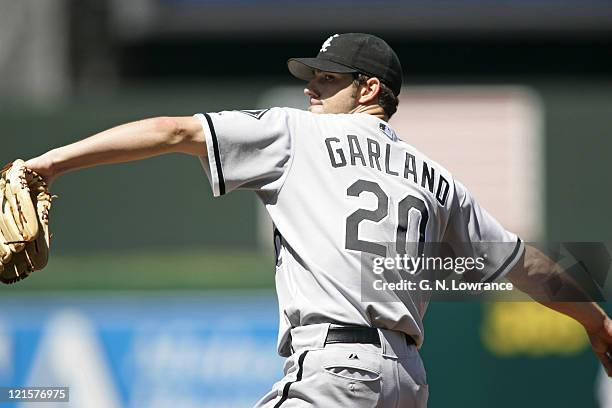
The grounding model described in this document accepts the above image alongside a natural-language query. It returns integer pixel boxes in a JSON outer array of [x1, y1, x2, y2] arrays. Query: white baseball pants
[[254, 324, 429, 408]]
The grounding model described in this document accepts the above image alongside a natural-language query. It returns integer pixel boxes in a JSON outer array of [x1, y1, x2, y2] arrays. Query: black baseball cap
[[288, 33, 403, 96]]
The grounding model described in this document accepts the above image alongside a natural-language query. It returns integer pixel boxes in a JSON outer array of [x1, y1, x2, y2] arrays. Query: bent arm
[[507, 245, 606, 330], [507, 244, 612, 374], [25, 116, 205, 184]]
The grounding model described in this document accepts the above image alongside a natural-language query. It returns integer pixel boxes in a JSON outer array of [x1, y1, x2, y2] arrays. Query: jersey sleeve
[[194, 108, 294, 197], [442, 181, 525, 283]]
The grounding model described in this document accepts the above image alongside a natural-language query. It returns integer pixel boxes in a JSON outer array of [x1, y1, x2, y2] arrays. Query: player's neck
[[350, 104, 389, 122]]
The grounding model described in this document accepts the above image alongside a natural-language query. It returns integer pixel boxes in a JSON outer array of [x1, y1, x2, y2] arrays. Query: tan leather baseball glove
[[0, 159, 52, 284]]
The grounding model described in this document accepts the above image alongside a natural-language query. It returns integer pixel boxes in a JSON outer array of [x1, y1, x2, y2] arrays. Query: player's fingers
[[601, 318, 612, 340], [602, 334, 612, 345], [597, 351, 612, 377]]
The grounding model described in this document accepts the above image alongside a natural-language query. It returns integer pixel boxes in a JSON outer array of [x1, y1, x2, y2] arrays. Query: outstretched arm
[[24, 116, 205, 185], [507, 245, 612, 376]]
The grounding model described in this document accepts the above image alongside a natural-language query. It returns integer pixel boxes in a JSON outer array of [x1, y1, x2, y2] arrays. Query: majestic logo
[[320, 34, 339, 53], [237, 109, 270, 120]]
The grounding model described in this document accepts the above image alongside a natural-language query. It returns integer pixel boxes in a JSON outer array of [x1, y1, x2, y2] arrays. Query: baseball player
[[22, 33, 612, 407]]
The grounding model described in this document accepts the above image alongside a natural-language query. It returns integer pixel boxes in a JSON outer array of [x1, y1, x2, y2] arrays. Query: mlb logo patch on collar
[[379, 123, 398, 142]]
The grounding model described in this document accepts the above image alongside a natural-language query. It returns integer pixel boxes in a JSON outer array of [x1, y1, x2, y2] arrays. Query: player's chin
[[308, 105, 325, 114]]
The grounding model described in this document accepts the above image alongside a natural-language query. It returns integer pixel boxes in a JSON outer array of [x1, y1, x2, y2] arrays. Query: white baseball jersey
[[195, 108, 524, 357]]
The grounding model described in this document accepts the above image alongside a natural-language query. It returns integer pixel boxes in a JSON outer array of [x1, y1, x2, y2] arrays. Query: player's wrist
[[579, 303, 608, 334], [24, 151, 58, 186]]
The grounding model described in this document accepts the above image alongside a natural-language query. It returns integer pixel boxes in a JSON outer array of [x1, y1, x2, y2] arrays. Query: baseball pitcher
[[9, 33, 612, 407]]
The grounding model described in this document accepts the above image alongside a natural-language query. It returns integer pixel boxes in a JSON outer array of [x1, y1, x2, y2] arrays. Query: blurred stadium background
[[1, 0, 612, 407]]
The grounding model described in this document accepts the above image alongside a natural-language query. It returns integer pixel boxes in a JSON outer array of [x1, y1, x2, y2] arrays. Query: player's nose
[[304, 85, 319, 99]]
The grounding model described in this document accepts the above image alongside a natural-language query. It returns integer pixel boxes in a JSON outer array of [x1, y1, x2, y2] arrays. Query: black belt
[[324, 326, 415, 347]]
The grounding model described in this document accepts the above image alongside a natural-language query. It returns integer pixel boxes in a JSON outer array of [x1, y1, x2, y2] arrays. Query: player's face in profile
[[304, 70, 358, 114]]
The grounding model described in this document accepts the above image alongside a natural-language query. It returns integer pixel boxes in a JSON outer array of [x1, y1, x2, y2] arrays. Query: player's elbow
[[155, 116, 206, 156], [506, 245, 560, 298], [154, 116, 184, 145]]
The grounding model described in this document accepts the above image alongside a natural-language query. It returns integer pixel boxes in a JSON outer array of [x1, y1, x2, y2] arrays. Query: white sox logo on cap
[[319, 34, 339, 53], [288, 33, 403, 95]]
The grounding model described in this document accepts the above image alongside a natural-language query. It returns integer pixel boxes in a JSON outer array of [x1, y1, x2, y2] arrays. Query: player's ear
[[357, 77, 382, 105]]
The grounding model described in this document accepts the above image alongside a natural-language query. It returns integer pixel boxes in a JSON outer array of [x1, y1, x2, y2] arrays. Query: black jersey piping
[[203, 113, 225, 195], [484, 238, 523, 283]]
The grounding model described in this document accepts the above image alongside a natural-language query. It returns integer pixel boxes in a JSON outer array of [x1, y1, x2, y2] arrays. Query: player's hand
[[24, 154, 56, 187], [587, 316, 612, 377]]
